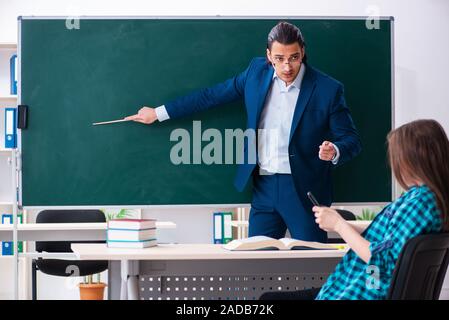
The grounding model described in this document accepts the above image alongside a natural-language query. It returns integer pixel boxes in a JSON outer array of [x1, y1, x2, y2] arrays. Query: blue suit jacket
[[165, 57, 361, 208]]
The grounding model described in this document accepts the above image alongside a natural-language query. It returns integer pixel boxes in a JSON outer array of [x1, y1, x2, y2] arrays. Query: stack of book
[[107, 219, 157, 248]]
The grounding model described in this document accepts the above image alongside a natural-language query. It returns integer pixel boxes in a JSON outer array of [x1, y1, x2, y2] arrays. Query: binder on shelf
[[1, 213, 23, 255], [17, 214, 23, 253], [2, 214, 13, 255], [2, 241, 12, 256], [10, 54, 17, 95], [5, 108, 17, 149], [222, 212, 233, 244], [213, 212, 223, 244]]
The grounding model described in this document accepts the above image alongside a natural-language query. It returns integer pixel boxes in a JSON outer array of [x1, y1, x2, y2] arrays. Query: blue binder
[[213, 212, 223, 244], [4, 108, 17, 149], [10, 54, 17, 95], [2, 214, 13, 255]]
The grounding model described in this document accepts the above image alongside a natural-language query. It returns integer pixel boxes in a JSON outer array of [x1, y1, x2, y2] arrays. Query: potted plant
[[356, 208, 377, 221], [78, 273, 107, 300]]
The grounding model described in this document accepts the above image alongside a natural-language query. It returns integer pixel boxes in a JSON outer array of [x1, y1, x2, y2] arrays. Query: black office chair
[[31, 210, 109, 300], [387, 232, 449, 300], [335, 209, 356, 221]]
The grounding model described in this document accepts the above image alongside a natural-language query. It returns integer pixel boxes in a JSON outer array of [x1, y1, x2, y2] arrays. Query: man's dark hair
[[267, 21, 307, 63]]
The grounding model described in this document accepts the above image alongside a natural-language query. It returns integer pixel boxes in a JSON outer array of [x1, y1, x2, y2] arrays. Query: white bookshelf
[[0, 42, 22, 300], [0, 256, 26, 260], [0, 255, 28, 300], [0, 43, 17, 50], [0, 95, 17, 105]]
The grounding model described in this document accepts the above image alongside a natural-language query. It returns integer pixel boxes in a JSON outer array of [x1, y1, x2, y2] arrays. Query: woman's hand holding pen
[[312, 206, 346, 233], [313, 206, 372, 263]]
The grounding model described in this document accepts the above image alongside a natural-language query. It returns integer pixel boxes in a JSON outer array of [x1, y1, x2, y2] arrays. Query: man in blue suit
[[126, 21, 361, 242]]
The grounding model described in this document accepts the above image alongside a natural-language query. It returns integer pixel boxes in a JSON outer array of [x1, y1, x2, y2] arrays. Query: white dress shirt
[[154, 63, 339, 171], [257, 64, 306, 174]]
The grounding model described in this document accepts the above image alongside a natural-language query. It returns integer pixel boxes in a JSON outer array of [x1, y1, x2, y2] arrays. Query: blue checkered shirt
[[316, 185, 442, 300]]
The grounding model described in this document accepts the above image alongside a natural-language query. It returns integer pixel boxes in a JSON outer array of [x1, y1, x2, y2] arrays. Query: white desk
[[71, 243, 348, 300], [72, 243, 348, 260], [0, 221, 176, 241], [0, 221, 368, 241]]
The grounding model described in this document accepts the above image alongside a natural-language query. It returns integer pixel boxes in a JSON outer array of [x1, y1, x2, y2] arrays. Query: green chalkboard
[[20, 17, 392, 207]]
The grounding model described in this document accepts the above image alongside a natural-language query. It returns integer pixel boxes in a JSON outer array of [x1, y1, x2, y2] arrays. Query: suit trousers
[[248, 170, 327, 242]]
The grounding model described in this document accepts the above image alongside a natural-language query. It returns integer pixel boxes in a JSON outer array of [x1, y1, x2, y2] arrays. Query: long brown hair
[[387, 119, 449, 231]]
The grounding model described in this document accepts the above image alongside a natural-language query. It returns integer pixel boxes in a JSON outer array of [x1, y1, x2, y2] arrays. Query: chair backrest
[[35, 210, 106, 253], [387, 232, 449, 300], [335, 209, 356, 221]]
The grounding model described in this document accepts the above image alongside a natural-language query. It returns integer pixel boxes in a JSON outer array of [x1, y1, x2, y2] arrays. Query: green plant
[[356, 208, 377, 221], [103, 208, 133, 221], [81, 273, 102, 284]]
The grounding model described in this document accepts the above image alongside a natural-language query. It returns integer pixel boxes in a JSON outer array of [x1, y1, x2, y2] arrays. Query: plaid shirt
[[316, 185, 442, 300]]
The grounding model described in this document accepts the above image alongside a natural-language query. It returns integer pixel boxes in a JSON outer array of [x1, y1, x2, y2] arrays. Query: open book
[[223, 236, 345, 251]]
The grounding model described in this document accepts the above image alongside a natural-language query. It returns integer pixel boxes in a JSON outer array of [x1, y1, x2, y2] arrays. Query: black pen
[[307, 191, 321, 207]]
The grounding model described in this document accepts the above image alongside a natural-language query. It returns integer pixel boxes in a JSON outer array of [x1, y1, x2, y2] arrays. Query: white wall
[[0, 0, 448, 299]]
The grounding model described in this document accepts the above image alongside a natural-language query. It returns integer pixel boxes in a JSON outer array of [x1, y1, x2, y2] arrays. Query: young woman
[[260, 119, 449, 300]]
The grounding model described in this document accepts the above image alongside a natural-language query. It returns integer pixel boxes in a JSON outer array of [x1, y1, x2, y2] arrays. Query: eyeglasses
[[272, 54, 302, 65]]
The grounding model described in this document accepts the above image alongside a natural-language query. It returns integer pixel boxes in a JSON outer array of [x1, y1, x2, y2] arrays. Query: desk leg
[[120, 260, 128, 300], [120, 260, 140, 300], [127, 274, 139, 300]]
